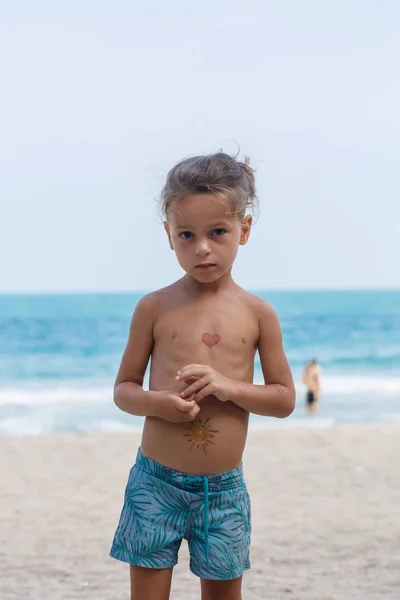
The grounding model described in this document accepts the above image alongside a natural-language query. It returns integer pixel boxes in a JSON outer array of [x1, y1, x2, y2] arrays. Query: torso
[[303, 364, 321, 397], [140, 283, 260, 475]]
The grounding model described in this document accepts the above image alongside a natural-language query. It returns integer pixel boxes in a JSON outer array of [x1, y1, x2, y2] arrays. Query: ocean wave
[[0, 407, 398, 437], [380, 412, 400, 422], [253, 374, 400, 396], [0, 417, 50, 435], [85, 419, 143, 433], [249, 415, 336, 430], [0, 386, 113, 406], [316, 375, 400, 395], [1, 373, 400, 408], [254, 351, 400, 371]]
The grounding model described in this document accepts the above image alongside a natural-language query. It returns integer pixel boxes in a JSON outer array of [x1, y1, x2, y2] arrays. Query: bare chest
[[153, 302, 258, 355]]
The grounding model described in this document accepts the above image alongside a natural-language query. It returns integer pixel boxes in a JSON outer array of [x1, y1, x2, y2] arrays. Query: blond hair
[[160, 152, 258, 220]]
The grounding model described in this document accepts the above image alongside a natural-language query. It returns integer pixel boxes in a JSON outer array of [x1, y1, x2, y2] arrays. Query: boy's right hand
[[152, 392, 200, 423]]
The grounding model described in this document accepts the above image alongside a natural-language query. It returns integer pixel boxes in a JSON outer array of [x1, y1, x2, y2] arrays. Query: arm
[[113, 294, 161, 416], [177, 301, 295, 418], [114, 295, 199, 422], [231, 302, 295, 418]]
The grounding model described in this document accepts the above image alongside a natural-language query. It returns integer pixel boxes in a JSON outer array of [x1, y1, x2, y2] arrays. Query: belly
[[140, 395, 249, 475]]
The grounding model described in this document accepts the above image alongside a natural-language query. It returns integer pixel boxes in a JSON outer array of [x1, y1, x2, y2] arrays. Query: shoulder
[[133, 291, 160, 313], [131, 291, 164, 325], [241, 292, 279, 322], [231, 289, 281, 337], [133, 281, 183, 318]]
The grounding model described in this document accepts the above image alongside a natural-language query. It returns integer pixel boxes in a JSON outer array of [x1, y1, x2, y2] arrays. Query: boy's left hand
[[176, 364, 237, 403]]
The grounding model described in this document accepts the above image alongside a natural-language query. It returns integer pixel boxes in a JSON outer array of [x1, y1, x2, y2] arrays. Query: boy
[[110, 152, 295, 600]]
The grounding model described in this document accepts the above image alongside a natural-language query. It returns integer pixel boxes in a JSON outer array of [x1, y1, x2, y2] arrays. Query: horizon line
[[1, 286, 400, 296]]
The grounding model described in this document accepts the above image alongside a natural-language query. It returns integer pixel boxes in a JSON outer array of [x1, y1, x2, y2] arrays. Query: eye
[[211, 228, 226, 237], [179, 231, 193, 240]]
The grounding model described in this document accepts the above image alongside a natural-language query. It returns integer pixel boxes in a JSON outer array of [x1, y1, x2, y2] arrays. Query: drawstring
[[177, 472, 210, 563], [203, 476, 209, 563]]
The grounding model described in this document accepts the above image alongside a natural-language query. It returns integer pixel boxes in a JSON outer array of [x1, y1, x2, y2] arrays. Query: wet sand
[[1, 423, 399, 599]]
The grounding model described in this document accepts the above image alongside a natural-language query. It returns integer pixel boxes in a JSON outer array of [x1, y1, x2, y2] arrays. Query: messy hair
[[160, 152, 258, 220]]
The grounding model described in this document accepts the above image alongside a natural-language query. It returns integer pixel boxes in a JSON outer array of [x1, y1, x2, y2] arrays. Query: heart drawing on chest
[[202, 333, 220, 347]]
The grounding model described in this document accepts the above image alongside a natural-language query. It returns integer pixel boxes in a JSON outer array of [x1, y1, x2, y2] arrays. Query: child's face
[[164, 194, 252, 283]]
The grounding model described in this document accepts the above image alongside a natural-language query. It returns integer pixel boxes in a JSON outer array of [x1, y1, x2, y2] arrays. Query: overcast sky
[[1, 0, 399, 293]]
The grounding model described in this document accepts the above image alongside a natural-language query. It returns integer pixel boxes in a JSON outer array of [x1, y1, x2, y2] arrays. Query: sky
[[1, 0, 399, 293]]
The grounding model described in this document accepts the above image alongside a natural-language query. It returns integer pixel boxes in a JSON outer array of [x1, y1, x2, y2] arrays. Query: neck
[[182, 269, 235, 295]]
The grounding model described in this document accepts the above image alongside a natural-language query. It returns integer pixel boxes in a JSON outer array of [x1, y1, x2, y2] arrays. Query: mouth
[[195, 263, 216, 271]]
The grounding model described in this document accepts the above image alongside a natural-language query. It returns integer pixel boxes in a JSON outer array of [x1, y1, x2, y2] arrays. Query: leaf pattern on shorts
[[111, 469, 191, 561], [188, 488, 251, 579], [127, 479, 190, 543], [111, 533, 180, 569], [110, 461, 251, 579]]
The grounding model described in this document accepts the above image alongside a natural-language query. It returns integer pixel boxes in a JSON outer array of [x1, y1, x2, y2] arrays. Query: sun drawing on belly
[[183, 418, 219, 454]]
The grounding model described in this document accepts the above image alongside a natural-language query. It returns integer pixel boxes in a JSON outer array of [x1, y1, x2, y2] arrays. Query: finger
[[178, 364, 205, 371], [176, 364, 204, 377], [185, 404, 201, 421], [176, 398, 196, 412], [183, 376, 200, 385], [175, 365, 208, 381], [194, 383, 215, 403], [181, 376, 210, 398]]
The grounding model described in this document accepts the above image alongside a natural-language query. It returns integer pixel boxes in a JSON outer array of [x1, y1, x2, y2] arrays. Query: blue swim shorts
[[110, 448, 251, 580]]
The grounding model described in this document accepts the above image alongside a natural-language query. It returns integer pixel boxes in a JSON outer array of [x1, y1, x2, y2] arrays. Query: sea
[[1, 290, 399, 436]]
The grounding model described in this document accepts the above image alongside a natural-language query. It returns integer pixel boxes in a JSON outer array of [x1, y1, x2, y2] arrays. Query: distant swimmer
[[302, 359, 322, 414]]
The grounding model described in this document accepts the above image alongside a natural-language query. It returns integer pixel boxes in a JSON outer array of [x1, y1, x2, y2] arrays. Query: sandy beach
[[1, 423, 399, 599]]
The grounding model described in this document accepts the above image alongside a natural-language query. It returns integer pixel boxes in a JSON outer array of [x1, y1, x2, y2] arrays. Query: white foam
[[316, 375, 400, 395], [0, 418, 48, 435], [249, 416, 336, 430], [381, 412, 400, 422], [1, 373, 400, 411], [0, 416, 143, 436], [85, 419, 143, 433], [0, 385, 113, 406], [253, 374, 400, 396]]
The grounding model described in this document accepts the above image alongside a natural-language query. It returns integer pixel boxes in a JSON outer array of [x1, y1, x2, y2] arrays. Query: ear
[[164, 221, 174, 250], [239, 215, 252, 245]]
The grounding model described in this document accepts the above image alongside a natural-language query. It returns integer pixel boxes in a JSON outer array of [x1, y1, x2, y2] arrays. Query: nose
[[195, 237, 211, 257]]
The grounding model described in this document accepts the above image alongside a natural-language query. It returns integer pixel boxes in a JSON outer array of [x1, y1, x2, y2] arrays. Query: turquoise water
[[1, 290, 400, 435]]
